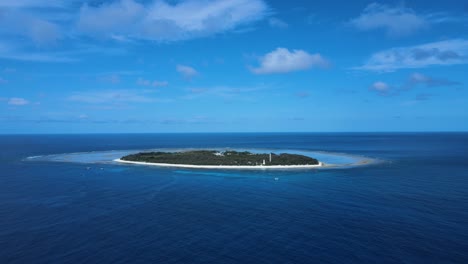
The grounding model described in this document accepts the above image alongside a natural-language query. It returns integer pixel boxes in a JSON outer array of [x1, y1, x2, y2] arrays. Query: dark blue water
[[0, 133, 467, 263]]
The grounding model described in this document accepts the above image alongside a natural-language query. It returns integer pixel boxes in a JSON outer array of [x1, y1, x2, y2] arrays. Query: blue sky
[[0, 0, 467, 133]]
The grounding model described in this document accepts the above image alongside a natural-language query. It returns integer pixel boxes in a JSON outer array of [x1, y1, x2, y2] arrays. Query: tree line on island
[[121, 150, 319, 166]]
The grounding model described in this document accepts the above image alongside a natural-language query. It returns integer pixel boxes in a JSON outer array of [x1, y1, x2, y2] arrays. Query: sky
[[0, 0, 467, 133]]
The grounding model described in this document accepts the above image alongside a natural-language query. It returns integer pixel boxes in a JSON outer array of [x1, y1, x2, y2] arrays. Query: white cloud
[[0, 0, 269, 57], [77, 0, 269, 41], [8, 97, 29, 105], [349, 3, 428, 37], [137, 78, 168, 87], [408, 73, 459, 87], [268, 18, 288, 29], [0, 10, 62, 45], [77, 0, 144, 36], [369, 73, 460, 97], [356, 39, 468, 71], [410, 73, 430, 83], [177, 65, 198, 79], [28, 19, 61, 45], [370, 81, 390, 96], [250, 47, 329, 74]]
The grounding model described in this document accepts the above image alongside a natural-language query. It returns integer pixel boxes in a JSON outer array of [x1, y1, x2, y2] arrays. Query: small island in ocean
[[116, 150, 322, 169]]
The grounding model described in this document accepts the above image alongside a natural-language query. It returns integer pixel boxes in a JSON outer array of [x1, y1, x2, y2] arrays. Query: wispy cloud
[[250, 47, 329, 74], [369, 81, 391, 96], [184, 85, 265, 100], [8, 97, 29, 105], [0, 115, 179, 125], [350, 3, 468, 38], [0, 52, 74, 62], [349, 3, 428, 37], [0, 41, 74, 62], [177, 64, 198, 80], [0, 4, 64, 46], [414, 93, 434, 101], [98, 74, 121, 84], [407, 72, 460, 88], [0, 0, 66, 8], [77, 0, 270, 42], [0, 40, 127, 62], [295, 91, 310, 98], [137, 78, 168, 87], [268, 18, 288, 29], [0, 0, 270, 63], [370, 73, 460, 97], [161, 116, 221, 125], [68, 90, 158, 104], [3, 68, 16, 73], [356, 39, 468, 71]]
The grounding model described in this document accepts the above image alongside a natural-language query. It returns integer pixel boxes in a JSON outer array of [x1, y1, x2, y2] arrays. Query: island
[[115, 150, 323, 169]]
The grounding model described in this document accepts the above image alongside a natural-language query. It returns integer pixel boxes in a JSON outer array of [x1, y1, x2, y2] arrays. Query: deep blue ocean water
[[0, 133, 467, 263]]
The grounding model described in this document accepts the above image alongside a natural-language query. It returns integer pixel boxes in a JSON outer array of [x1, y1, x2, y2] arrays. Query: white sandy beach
[[114, 158, 323, 170]]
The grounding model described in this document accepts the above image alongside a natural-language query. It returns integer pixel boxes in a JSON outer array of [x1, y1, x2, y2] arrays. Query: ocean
[[0, 133, 467, 263]]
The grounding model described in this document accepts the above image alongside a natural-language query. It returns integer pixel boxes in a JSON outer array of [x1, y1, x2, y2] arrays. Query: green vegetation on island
[[121, 150, 319, 166]]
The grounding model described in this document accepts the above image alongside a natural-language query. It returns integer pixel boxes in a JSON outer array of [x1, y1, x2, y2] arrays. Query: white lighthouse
[[269, 153, 272, 163]]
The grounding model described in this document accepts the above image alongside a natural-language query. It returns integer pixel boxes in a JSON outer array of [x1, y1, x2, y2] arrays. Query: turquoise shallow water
[[27, 148, 371, 168], [1, 133, 467, 263]]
